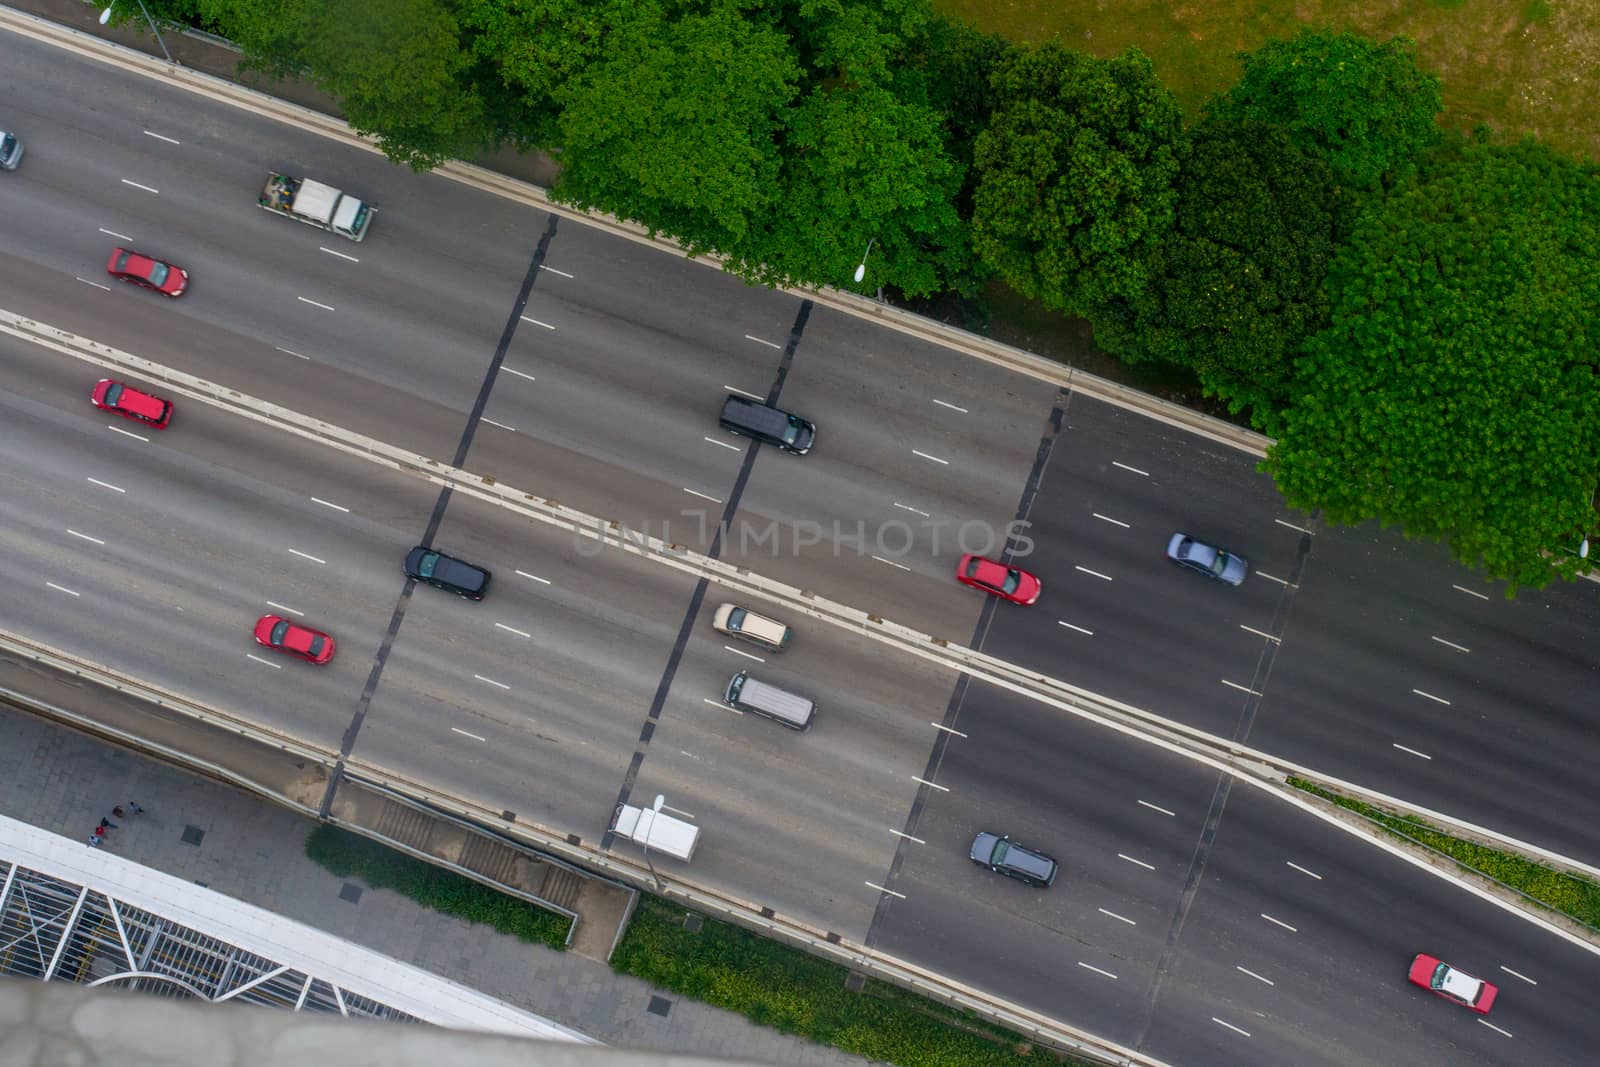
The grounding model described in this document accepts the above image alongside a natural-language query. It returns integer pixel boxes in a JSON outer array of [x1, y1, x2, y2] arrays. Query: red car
[[1408, 953, 1498, 1015], [107, 247, 188, 297], [956, 554, 1041, 605], [253, 615, 336, 665], [91, 378, 173, 429]]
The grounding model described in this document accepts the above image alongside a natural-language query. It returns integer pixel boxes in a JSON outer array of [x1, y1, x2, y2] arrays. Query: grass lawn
[[932, 0, 1596, 163]]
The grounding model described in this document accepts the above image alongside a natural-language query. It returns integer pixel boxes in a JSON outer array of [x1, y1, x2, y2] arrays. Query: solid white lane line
[[1236, 966, 1274, 986], [1260, 913, 1298, 933], [911, 776, 949, 792], [515, 570, 552, 585], [1138, 800, 1176, 817], [46, 582, 81, 597], [1075, 565, 1113, 581], [77, 278, 112, 291], [1078, 962, 1118, 980], [266, 601, 303, 617], [67, 529, 106, 545], [1098, 908, 1136, 926], [274, 346, 310, 360], [98, 227, 133, 241], [1058, 620, 1094, 635], [1412, 688, 1451, 706], [311, 497, 349, 513], [1221, 679, 1262, 696], [723, 385, 764, 400], [502, 366, 537, 382], [1112, 461, 1149, 476], [684, 488, 723, 503], [1499, 966, 1537, 985], [538, 264, 573, 278], [723, 645, 763, 663], [1212, 1018, 1252, 1038], [1431, 635, 1470, 653], [911, 449, 949, 465], [744, 334, 781, 349], [319, 246, 359, 263], [86, 477, 126, 493], [452, 727, 487, 742], [1274, 519, 1314, 535], [1392, 742, 1433, 760], [930, 722, 967, 737], [143, 130, 180, 145], [287, 549, 326, 564], [474, 674, 511, 691], [703, 697, 742, 716], [931, 398, 969, 413], [481, 417, 516, 432], [865, 882, 906, 899], [106, 425, 148, 442], [890, 829, 926, 844], [297, 296, 336, 311], [1453, 584, 1490, 601], [1477, 1020, 1513, 1038], [495, 623, 531, 638], [872, 555, 911, 571], [1092, 513, 1130, 528], [1117, 853, 1155, 871], [1286, 861, 1322, 880], [893, 502, 930, 517], [1240, 624, 1280, 643], [519, 315, 556, 329], [246, 653, 282, 668], [704, 436, 741, 451], [120, 178, 159, 194]]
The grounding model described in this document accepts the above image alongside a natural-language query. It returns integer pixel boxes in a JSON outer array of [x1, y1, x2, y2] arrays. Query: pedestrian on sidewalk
[[87, 834, 102, 848], [127, 801, 145, 815], [92, 825, 106, 842], [99, 816, 117, 830], [112, 806, 125, 819]]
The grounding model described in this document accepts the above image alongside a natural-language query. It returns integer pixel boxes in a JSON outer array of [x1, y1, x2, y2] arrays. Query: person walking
[[127, 801, 145, 815], [112, 806, 125, 819], [99, 816, 118, 831], [92, 825, 106, 842], [87, 833, 102, 848]]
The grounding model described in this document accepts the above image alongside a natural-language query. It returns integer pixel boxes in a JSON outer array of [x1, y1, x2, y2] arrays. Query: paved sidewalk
[[0, 705, 868, 1066]]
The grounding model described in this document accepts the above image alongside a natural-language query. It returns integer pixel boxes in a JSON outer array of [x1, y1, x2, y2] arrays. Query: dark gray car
[[404, 546, 490, 600], [1166, 532, 1248, 586], [719, 394, 815, 455], [970, 832, 1058, 888], [0, 131, 22, 171]]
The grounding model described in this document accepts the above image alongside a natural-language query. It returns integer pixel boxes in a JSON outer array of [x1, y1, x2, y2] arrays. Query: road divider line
[[1074, 565, 1113, 582], [1235, 966, 1274, 986], [865, 882, 906, 899], [1221, 679, 1262, 696], [1431, 635, 1470, 653], [1057, 620, 1094, 636], [723, 384, 763, 399], [481, 417, 516, 432], [518, 315, 555, 329], [106, 425, 149, 441], [703, 436, 741, 451], [98, 227, 133, 241], [684, 487, 723, 503], [452, 727, 488, 742], [1137, 800, 1175, 817], [723, 645, 763, 662], [1259, 914, 1297, 933], [1411, 688, 1451, 706], [1477, 1020, 1513, 1038], [310, 497, 349, 513], [502, 366, 537, 382], [77, 278, 112, 291], [1077, 962, 1118, 980], [911, 449, 949, 465], [1255, 571, 1292, 587], [318, 246, 360, 262], [703, 698, 742, 716], [930, 722, 966, 737], [1285, 861, 1322, 880], [67, 529, 105, 545], [872, 555, 911, 571], [931, 398, 968, 413], [1092, 513, 1130, 529], [911, 776, 948, 792], [1239, 624, 1279, 643], [86, 477, 125, 493], [515, 570, 551, 585], [892, 502, 930, 517], [265, 601, 303, 617], [538, 264, 573, 278], [1098, 908, 1136, 926], [119, 178, 158, 194], [296, 296, 336, 311], [45, 582, 81, 598], [274, 346, 311, 360], [890, 829, 926, 844], [744, 334, 781, 349], [495, 623, 531, 639], [245, 653, 281, 669], [287, 548, 326, 565], [1499, 966, 1537, 985], [1452, 584, 1490, 601], [1117, 853, 1155, 871], [1111, 461, 1149, 476], [1392, 743, 1432, 760], [143, 129, 180, 144], [474, 674, 511, 691], [1274, 519, 1314, 535], [1211, 1018, 1251, 1038]]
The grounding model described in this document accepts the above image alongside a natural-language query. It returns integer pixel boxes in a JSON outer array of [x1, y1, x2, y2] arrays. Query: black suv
[[970, 832, 1058, 887], [719, 394, 815, 455], [404, 547, 491, 600]]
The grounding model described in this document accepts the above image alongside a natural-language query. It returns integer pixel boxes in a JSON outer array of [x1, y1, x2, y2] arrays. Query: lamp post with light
[[100, 0, 174, 64]]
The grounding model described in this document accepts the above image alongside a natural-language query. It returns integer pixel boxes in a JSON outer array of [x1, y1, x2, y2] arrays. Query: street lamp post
[[639, 793, 666, 893], [852, 238, 875, 284], [100, 0, 174, 64]]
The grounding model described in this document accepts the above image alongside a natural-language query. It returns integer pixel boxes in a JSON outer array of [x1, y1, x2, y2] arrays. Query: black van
[[719, 395, 815, 455]]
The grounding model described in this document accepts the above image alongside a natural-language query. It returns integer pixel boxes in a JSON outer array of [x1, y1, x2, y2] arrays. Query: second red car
[[956, 554, 1041, 605], [91, 378, 173, 429], [107, 247, 188, 297], [253, 615, 336, 665], [1408, 953, 1498, 1014]]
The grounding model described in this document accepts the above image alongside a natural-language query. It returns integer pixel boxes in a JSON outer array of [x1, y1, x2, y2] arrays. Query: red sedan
[[956, 554, 1041, 605], [91, 378, 173, 429], [253, 615, 336, 665], [107, 247, 188, 297], [1408, 953, 1498, 1015]]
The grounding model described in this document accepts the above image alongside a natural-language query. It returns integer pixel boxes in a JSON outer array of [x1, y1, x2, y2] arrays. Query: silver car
[[970, 832, 1058, 888], [0, 131, 22, 171], [1166, 532, 1248, 586]]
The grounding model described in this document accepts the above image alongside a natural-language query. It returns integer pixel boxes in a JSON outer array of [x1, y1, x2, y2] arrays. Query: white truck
[[258, 173, 373, 241], [611, 802, 699, 862]]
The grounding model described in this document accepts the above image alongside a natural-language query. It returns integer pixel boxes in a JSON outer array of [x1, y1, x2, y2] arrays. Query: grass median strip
[[1287, 777, 1600, 929]]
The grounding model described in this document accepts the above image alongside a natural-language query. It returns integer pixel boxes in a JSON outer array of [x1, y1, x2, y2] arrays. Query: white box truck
[[611, 803, 699, 862], [259, 172, 373, 241]]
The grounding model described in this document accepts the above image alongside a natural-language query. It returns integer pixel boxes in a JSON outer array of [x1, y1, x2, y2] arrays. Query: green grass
[[304, 824, 572, 949], [613, 895, 1093, 1067], [1288, 778, 1600, 928]]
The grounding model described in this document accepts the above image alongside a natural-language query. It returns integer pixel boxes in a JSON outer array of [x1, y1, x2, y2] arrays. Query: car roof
[[1437, 966, 1483, 1002], [435, 556, 487, 590], [281, 624, 319, 653], [967, 556, 1008, 582], [1002, 843, 1055, 879], [116, 386, 168, 420]]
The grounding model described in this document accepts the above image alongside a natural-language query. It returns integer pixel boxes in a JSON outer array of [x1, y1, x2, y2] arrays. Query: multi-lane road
[[3, 20, 1597, 1067]]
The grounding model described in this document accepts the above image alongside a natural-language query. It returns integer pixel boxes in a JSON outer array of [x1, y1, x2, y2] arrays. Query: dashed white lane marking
[[723, 645, 763, 663], [474, 674, 511, 691], [872, 555, 911, 571], [1221, 679, 1262, 696], [46, 582, 81, 597], [246, 653, 282, 669], [519, 315, 556, 329], [98, 227, 133, 241], [502, 366, 537, 382], [319, 246, 359, 262], [1260, 913, 1298, 933], [1286, 861, 1322, 880], [1500, 966, 1537, 986], [1255, 571, 1292, 586], [1078, 962, 1118, 980], [1237, 966, 1274, 986], [1075, 565, 1113, 581], [481, 417, 516, 432], [143, 130, 180, 145], [120, 178, 159, 194], [1477, 1020, 1514, 1038], [538, 264, 573, 278], [890, 828, 926, 844], [1092, 513, 1130, 528], [287, 549, 326, 565], [68, 530, 105, 545], [684, 488, 723, 503], [266, 601, 303, 617], [744, 334, 782, 349], [1274, 518, 1314, 535], [311, 497, 349, 513], [275, 346, 310, 360], [865, 882, 906, 899], [106, 425, 148, 442], [930, 722, 967, 737], [495, 623, 531, 638], [1212, 1018, 1251, 1038], [1117, 853, 1155, 871], [1058, 620, 1094, 635], [515, 570, 551, 585], [893, 502, 930, 517], [911, 449, 949, 465], [1138, 800, 1176, 817], [703, 697, 742, 716], [1453, 584, 1490, 601], [1412, 688, 1451, 706], [1112, 461, 1149, 476], [911, 776, 949, 792], [87, 477, 125, 493], [297, 296, 336, 311], [452, 727, 487, 742], [78, 278, 112, 291], [1240, 624, 1279, 643], [724, 385, 764, 400], [1098, 908, 1136, 926], [1393, 742, 1433, 760], [931, 398, 969, 413], [1431, 635, 1470, 653], [704, 436, 741, 451]]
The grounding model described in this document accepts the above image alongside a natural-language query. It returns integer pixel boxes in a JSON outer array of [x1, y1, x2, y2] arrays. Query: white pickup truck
[[611, 803, 700, 861], [258, 173, 372, 241]]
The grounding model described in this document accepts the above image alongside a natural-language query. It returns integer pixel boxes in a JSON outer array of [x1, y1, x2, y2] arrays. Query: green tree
[[1265, 135, 1600, 592], [1098, 119, 1341, 432], [971, 43, 1184, 318], [1210, 30, 1441, 192]]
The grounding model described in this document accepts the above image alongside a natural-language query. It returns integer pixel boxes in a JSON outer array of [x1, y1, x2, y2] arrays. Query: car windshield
[[1000, 570, 1020, 595], [146, 262, 170, 286], [103, 382, 124, 406], [991, 839, 1009, 864], [1210, 552, 1230, 577], [269, 620, 289, 645], [782, 416, 801, 444], [727, 608, 747, 627], [307, 635, 326, 657], [416, 552, 439, 578]]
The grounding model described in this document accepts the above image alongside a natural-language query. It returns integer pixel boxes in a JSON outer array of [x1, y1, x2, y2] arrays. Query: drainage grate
[[181, 825, 205, 846], [339, 882, 363, 904], [683, 914, 703, 933], [647, 995, 672, 1018]]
